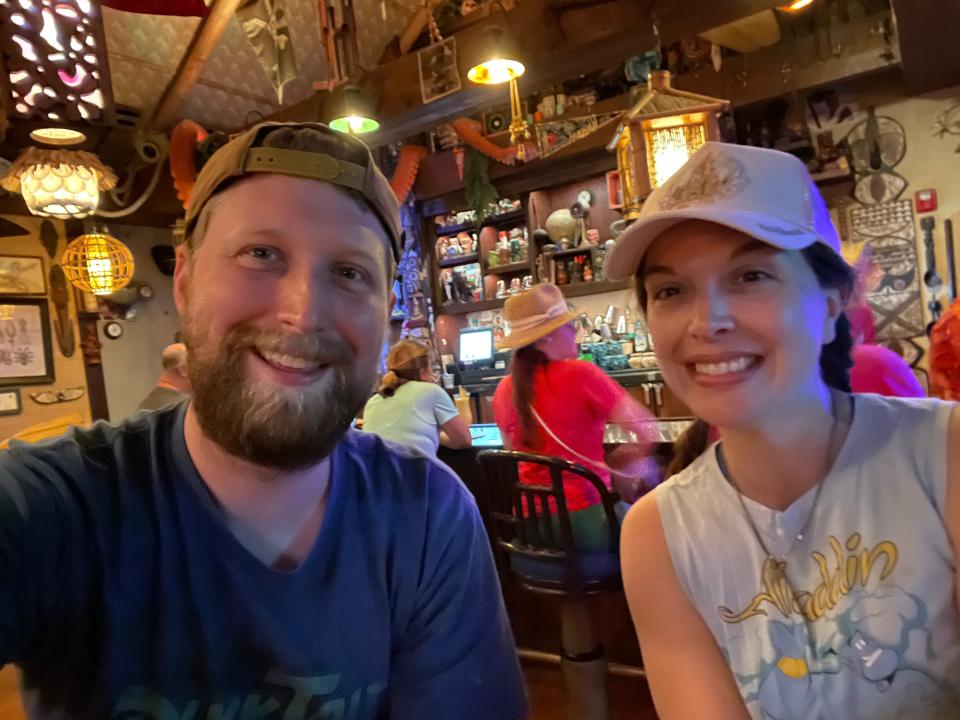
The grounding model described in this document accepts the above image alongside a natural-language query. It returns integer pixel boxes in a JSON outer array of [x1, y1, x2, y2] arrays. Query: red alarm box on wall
[[915, 189, 938, 214]]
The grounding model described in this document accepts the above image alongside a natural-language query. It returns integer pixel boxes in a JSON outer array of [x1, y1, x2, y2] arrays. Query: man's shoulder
[[2, 406, 182, 484]]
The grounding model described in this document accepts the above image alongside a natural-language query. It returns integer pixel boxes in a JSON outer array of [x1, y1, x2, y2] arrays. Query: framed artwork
[[0, 388, 21, 416], [418, 37, 461, 104], [0, 255, 46, 295], [0, 298, 55, 386]]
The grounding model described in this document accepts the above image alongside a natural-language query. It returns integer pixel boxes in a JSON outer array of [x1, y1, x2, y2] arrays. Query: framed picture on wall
[[0, 298, 55, 386], [0, 255, 46, 295]]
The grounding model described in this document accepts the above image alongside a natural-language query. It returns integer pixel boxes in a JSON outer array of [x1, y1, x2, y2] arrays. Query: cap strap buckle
[[243, 148, 366, 192]]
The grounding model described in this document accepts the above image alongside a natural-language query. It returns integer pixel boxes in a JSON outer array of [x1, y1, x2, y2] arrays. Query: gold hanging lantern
[[0, 147, 118, 219], [607, 71, 729, 219], [467, 21, 528, 159], [61, 231, 134, 296]]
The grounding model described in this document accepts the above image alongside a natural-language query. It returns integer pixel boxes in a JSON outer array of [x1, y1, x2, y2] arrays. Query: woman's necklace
[[716, 391, 851, 561]]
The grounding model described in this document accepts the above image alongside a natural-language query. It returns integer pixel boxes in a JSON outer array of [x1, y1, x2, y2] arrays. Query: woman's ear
[[821, 288, 844, 345]]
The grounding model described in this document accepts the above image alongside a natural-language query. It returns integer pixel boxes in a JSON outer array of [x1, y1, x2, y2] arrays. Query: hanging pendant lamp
[[328, 85, 380, 135], [1, 143, 117, 219], [61, 230, 135, 296]]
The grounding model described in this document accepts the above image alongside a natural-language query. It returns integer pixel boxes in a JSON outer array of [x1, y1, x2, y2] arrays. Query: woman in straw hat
[[492, 283, 656, 551], [363, 339, 472, 457], [607, 142, 960, 718]]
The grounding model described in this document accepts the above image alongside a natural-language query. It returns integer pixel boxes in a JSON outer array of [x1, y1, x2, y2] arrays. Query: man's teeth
[[695, 357, 753, 376], [260, 350, 321, 371]]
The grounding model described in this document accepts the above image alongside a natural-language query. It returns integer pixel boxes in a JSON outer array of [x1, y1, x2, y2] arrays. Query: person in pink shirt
[[492, 283, 655, 550], [848, 303, 925, 397]]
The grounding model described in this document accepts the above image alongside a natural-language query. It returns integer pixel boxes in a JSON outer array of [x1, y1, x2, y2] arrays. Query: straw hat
[[604, 142, 842, 281], [497, 283, 579, 350]]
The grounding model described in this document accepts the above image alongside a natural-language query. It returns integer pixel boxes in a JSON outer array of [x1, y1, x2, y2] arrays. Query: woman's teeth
[[260, 350, 321, 371], [695, 357, 753, 376]]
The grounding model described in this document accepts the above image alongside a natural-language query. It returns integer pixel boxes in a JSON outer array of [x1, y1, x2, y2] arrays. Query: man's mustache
[[225, 326, 354, 366]]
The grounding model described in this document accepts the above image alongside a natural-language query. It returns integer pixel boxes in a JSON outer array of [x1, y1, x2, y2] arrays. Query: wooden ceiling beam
[[891, 0, 960, 95], [268, 0, 784, 145], [142, 0, 245, 131]]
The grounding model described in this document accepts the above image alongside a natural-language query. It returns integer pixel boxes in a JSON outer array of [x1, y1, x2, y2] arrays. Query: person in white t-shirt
[[606, 142, 960, 720], [363, 339, 472, 457]]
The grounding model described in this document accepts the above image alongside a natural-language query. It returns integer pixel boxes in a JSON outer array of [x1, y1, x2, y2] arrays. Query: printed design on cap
[[658, 149, 749, 211], [755, 223, 809, 237]]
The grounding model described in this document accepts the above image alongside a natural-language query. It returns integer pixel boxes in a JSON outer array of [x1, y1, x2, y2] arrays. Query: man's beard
[[182, 320, 375, 470]]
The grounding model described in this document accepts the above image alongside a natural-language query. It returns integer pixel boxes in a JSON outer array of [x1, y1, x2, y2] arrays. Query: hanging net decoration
[[61, 231, 134, 296]]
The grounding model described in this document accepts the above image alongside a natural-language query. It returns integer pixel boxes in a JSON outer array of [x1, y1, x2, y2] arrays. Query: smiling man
[[0, 122, 527, 719]]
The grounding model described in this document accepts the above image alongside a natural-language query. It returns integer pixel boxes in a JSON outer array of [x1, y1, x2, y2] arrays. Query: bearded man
[[0, 122, 527, 720]]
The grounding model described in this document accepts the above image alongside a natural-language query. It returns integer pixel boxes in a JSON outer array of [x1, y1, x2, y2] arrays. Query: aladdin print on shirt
[[716, 533, 960, 720]]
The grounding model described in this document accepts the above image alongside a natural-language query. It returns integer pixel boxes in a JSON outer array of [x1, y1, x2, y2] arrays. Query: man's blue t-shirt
[[0, 404, 527, 719]]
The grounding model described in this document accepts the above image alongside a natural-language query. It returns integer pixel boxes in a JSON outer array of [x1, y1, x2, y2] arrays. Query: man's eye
[[248, 247, 279, 262], [336, 265, 371, 284]]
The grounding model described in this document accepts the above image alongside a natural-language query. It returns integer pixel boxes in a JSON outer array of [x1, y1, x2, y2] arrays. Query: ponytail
[[512, 346, 550, 447], [820, 311, 853, 393], [379, 339, 431, 397], [666, 419, 711, 477]]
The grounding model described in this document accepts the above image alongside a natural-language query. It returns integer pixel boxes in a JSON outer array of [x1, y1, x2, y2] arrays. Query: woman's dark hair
[[639, 242, 856, 476], [511, 345, 550, 447]]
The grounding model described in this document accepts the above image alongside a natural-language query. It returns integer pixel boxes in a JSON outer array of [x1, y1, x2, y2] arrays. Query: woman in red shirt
[[493, 283, 656, 550]]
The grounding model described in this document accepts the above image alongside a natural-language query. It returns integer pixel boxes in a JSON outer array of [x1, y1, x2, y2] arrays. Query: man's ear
[[173, 244, 191, 317]]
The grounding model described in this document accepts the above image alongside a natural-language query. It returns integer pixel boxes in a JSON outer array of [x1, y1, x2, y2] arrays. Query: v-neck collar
[[171, 402, 348, 579], [710, 395, 861, 545]]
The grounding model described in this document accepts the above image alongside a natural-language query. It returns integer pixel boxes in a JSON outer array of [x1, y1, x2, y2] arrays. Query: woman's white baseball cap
[[604, 142, 843, 281]]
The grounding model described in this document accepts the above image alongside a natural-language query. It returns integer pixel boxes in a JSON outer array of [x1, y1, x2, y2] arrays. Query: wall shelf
[[486, 261, 532, 275], [559, 279, 631, 298], [440, 298, 506, 315], [550, 245, 596, 259], [438, 253, 480, 268]]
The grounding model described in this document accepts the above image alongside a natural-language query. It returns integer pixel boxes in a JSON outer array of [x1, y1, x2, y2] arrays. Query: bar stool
[[477, 449, 622, 720]]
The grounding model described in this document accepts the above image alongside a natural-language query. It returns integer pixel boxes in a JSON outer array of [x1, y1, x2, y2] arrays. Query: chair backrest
[[476, 449, 621, 575]]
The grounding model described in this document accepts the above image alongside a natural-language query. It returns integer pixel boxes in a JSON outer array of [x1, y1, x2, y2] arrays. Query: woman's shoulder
[[549, 359, 608, 381]]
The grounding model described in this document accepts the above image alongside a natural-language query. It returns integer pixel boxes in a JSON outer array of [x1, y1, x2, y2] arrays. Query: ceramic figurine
[[437, 237, 449, 259], [496, 279, 507, 298], [487, 249, 500, 268], [457, 232, 474, 255], [522, 275, 533, 291], [555, 261, 568, 285], [509, 231, 521, 263], [583, 263, 593, 282], [586, 228, 601, 245], [498, 233, 511, 264], [592, 254, 604, 282], [509, 278, 522, 295]]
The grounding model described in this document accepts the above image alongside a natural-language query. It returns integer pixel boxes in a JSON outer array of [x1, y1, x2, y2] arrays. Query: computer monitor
[[458, 327, 494, 365]]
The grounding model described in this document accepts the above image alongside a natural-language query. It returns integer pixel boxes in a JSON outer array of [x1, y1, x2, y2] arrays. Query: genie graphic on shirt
[[720, 534, 960, 720]]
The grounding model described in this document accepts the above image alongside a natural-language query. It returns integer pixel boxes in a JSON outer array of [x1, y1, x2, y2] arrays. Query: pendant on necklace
[[796, 533, 804, 541]]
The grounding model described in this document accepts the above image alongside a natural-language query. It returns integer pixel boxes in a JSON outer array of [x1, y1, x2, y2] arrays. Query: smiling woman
[[606, 142, 960, 720]]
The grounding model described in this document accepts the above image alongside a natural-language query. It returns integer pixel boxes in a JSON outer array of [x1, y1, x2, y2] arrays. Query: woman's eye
[[652, 286, 681, 301], [739, 269, 773, 283]]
